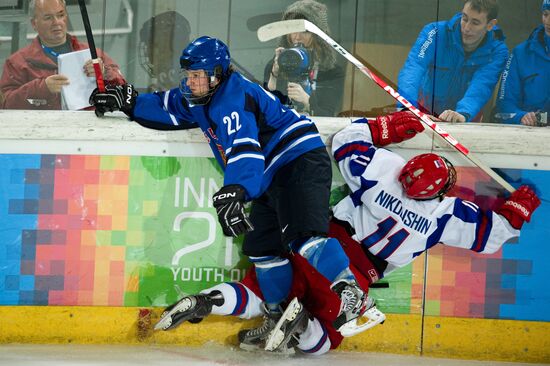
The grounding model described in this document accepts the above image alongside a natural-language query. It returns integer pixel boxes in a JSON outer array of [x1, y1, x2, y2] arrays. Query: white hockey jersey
[[331, 121, 519, 276]]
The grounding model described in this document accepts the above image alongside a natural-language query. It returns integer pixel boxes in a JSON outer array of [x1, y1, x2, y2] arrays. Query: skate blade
[[265, 297, 302, 352], [239, 342, 263, 352], [339, 306, 386, 337], [153, 297, 193, 331]]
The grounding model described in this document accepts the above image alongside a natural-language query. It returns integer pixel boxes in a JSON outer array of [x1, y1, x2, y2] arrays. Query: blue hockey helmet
[[179, 36, 231, 104], [180, 36, 230, 76]]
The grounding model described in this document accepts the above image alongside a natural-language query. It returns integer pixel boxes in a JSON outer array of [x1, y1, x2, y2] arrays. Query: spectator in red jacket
[[0, 0, 125, 110]]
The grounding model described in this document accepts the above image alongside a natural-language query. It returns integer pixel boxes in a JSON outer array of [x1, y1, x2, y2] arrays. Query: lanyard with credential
[[40, 43, 61, 59]]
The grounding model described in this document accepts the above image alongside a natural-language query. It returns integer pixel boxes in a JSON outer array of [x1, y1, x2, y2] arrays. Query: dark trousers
[[242, 147, 332, 257]]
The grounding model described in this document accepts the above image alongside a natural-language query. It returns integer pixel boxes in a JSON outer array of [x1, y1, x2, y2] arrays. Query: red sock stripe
[[229, 282, 249, 316]]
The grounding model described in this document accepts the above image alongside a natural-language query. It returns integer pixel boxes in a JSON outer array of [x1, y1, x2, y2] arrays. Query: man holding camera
[[267, 41, 314, 114], [264, 0, 345, 117]]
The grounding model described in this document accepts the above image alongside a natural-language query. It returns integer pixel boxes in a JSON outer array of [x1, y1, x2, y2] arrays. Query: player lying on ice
[[153, 111, 541, 355], [155, 252, 385, 355]]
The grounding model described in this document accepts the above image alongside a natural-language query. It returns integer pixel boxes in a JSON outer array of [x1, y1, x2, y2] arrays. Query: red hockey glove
[[496, 185, 541, 230], [368, 111, 425, 146]]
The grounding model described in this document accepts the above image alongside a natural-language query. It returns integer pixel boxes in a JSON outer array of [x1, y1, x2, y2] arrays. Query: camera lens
[[278, 44, 310, 81], [279, 49, 306, 76]]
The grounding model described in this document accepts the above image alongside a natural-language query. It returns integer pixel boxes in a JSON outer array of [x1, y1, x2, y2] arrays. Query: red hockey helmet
[[398, 153, 456, 200]]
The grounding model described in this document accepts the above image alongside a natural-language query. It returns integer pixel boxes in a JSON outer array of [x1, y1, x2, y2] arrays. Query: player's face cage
[[437, 156, 457, 199], [179, 68, 220, 105]]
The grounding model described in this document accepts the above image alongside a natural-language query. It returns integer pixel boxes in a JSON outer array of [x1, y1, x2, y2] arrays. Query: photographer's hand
[[287, 82, 310, 110], [272, 47, 284, 77], [268, 47, 285, 91]]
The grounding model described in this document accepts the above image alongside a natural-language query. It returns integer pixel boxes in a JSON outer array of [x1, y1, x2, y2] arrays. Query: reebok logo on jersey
[[503, 200, 530, 218], [379, 116, 390, 140]]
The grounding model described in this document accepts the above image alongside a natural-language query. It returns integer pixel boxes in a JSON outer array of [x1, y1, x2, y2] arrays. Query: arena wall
[[1, 110, 549, 363]]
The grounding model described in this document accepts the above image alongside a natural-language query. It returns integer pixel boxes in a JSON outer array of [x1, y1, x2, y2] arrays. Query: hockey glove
[[496, 185, 541, 230], [368, 111, 424, 146], [89, 84, 137, 117], [212, 185, 254, 237]]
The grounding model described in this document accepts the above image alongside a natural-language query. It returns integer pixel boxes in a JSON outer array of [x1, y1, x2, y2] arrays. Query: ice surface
[[0, 344, 547, 366]]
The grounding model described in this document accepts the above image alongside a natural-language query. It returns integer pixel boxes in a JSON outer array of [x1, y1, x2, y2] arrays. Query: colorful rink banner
[[0, 154, 245, 308], [0, 154, 549, 322]]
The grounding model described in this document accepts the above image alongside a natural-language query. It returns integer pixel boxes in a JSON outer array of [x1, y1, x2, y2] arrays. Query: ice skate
[[338, 295, 386, 337], [265, 297, 309, 352], [331, 279, 368, 332], [154, 290, 223, 331], [238, 303, 295, 354]]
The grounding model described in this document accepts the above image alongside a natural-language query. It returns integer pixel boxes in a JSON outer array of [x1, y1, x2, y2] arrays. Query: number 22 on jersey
[[223, 111, 241, 135]]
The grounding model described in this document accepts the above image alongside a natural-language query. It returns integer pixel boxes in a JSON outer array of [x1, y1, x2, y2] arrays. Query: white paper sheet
[[57, 49, 96, 110]]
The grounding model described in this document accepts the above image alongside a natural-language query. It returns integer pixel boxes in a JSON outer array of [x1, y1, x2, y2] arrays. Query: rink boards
[[0, 111, 549, 363]]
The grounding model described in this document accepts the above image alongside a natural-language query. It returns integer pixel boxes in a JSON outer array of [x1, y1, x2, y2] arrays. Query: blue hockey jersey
[[132, 72, 325, 199]]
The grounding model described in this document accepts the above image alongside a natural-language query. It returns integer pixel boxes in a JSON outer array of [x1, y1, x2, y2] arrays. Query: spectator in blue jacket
[[495, 0, 550, 126], [397, 0, 508, 122]]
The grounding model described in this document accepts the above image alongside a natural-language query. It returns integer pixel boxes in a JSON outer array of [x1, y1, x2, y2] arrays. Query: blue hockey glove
[[212, 185, 254, 237]]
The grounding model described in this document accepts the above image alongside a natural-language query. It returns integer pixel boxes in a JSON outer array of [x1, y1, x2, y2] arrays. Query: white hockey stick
[[258, 19, 515, 193]]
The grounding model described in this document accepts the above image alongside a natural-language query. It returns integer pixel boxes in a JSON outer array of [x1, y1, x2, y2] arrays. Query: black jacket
[[263, 59, 345, 117]]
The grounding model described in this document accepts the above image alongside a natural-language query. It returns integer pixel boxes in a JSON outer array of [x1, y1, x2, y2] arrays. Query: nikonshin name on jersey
[[375, 190, 432, 235]]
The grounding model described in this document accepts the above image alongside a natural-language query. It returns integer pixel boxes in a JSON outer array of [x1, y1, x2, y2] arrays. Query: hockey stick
[[258, 19, 515, 193], [77, 0, 105, 93]]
